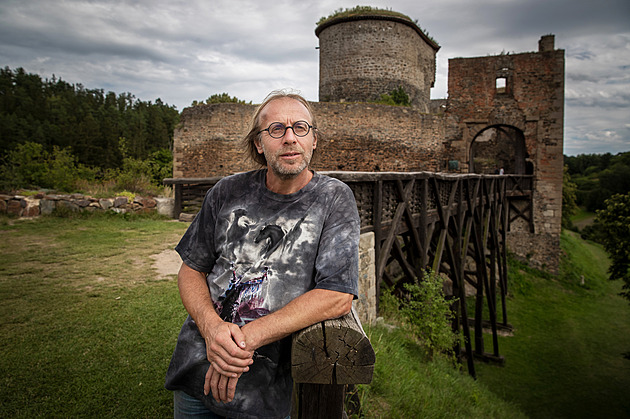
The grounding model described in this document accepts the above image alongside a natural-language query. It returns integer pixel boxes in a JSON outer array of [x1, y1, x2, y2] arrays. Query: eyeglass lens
[[267, 121, 310, 138]]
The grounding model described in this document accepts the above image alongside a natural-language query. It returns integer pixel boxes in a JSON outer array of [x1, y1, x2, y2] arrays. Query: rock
[[7, 199, 23, 216], [179, 213, 196, 222], [24, 197, 41, 217], [156, 197, 175, 218], [99, 199, 113, 210], [114, 196, 128, 207], [40, 199, 56, 215], [57, 200, 80, 212]]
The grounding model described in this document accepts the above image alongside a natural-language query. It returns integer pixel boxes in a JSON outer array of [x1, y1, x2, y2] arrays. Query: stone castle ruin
[[172, 11, 564, 272]]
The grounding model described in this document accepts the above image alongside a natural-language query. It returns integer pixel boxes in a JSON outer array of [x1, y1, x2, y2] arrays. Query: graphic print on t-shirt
[[215, 208, 307, 324]]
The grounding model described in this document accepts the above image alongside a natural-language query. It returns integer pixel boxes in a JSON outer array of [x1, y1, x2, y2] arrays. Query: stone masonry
[[171, 11, 565, 273], [0, 192, 174, 218], [445, 35, 565, 271], [316, 15, 439, 112]]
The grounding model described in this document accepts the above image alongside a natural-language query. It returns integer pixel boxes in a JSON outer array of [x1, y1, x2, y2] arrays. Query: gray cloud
[[0, 0, 628, 155]]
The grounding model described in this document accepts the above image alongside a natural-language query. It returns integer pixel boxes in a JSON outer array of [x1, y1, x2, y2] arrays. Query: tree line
[[0, 66, 179, 168], [0, 67, 180, 193], [564, 151, 630, 304], [564, 151, 630, 212]]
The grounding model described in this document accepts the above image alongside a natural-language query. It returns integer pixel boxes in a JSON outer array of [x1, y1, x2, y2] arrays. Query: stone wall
[[0, 193, 174, 218], [445, 35, 564, 272], [172, 103, 256, 178], [316, 15, 439, 112], [173, 101, 448, 178], [312, 102, 446, 172]]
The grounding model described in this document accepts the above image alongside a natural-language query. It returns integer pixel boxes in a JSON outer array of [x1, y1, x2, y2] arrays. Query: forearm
[[178, 262, 253, 375], [177, 262, 222, 336], [242, 288, 353, 351]]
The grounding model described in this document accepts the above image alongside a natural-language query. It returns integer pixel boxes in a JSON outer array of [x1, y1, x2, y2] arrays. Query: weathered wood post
[[291, 308, 375, 419]]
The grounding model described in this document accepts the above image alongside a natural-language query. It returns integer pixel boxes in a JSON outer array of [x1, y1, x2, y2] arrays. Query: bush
[[0, 142, 97, 192], [375, 86, 411, 107], [0, 140, 172, 196], [382, 270, 461, 359], [595, 192, 630, 301]]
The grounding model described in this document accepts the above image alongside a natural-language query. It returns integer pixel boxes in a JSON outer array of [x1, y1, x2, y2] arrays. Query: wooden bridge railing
[[291, 308, 375, 419], [164, 172, 533, 378]]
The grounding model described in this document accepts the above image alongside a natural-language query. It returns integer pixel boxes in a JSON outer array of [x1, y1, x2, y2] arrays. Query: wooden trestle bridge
[[164, 172, 534, 377]]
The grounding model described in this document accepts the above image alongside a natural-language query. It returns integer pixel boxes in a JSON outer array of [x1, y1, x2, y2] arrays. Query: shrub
[[595, 192, 630, 301], [401, 270, 461, 358], [375, 87, 411, 107], [382, 270, 461, 359], [0, 142, 97, 192]]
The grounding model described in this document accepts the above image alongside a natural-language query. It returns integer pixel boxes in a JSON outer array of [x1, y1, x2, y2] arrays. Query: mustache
[[277, 146, 304, 155]]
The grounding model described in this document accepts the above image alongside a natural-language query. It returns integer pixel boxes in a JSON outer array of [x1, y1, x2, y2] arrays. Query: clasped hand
[[202, 321, 253, 403]]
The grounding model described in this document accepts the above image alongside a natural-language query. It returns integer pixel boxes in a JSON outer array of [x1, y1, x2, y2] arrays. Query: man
[[165, 90, 360, 419]]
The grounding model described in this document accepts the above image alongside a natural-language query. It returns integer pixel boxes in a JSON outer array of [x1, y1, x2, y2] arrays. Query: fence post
[[291, 308, 375, 419]]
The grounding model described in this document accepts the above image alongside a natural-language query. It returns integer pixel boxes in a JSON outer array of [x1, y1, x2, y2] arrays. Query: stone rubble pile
[[0, 192, 174, 218]]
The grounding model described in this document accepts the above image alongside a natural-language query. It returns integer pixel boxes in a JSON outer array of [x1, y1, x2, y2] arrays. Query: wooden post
[[173, 183, 182, 219], [292, 308, 375, 419]]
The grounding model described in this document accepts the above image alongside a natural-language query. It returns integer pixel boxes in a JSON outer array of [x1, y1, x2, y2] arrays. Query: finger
[[205, 340, 253, 374], [227, 323, 248, 350], [212, 329, 253, 360], [205, 352, 249, 377], [210, 365, 222, 402], [218, 374, 229, 402], [226, 376, 239, 403], [203, 364, 213, 396]]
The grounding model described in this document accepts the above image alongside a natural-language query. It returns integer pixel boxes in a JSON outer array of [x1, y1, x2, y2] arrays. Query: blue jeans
[[173, 390, 291, 419], [173, 390, 225, 419]]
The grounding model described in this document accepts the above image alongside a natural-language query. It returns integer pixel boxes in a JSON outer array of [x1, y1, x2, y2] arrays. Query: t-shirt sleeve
[[175, 185, 220, 273], [312, 182, 360, 297]]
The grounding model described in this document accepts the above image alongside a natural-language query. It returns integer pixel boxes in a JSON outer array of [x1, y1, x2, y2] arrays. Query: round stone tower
[[315, 12, 440, 112]]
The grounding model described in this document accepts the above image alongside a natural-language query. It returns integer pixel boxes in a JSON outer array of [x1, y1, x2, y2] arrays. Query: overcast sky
[[1, 0, 628, 156]]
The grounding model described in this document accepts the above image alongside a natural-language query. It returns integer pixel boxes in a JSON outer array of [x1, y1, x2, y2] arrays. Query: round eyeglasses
[[259, 121, 314, 139]]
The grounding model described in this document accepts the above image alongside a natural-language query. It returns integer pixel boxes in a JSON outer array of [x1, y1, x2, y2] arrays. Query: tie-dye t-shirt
[[165, 169, 360, 419]]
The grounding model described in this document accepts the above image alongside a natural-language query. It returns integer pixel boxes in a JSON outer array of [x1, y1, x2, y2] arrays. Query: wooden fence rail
[[164, 172, 533, 378]]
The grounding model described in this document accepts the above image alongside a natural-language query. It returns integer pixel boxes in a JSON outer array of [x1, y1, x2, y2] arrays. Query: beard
[[262, 143, 314, 180]]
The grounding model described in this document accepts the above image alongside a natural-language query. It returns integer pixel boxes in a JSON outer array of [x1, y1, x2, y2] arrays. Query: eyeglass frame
[[258, 120, 316, 139]]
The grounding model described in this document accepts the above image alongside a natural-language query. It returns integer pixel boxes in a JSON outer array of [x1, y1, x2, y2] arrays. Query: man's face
[[255, 98, 317, 180]]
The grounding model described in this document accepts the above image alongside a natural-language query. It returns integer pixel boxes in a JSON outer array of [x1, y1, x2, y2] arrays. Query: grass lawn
[[0, 213, 189, 417], [2, 214, 628, 418], [474, 230, 630, 418]]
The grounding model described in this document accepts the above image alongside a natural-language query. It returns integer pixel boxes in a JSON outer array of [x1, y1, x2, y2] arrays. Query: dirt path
[[150, 248, 182, 279], [574, 214, 596, 230]]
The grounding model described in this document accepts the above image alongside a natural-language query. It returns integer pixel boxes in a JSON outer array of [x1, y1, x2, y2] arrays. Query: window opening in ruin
[[496, 77, 507, 94]]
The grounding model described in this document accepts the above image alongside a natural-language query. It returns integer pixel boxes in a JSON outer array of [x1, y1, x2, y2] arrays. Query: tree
[[562, 165, 578, 228], [191, 93, 251, 106], [595, 193, 630, 302]]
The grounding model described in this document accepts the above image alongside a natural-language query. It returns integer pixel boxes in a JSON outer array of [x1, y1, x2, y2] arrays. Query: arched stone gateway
[[469, 125, 528, 175]]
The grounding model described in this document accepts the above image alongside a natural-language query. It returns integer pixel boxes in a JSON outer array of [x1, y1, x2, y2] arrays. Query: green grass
[[356, 322, 527, 418], [571, 207, 596, 230], [474, 230, 630, 418], [0, 213, 189, 417], [2, 215, 629, 418]]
